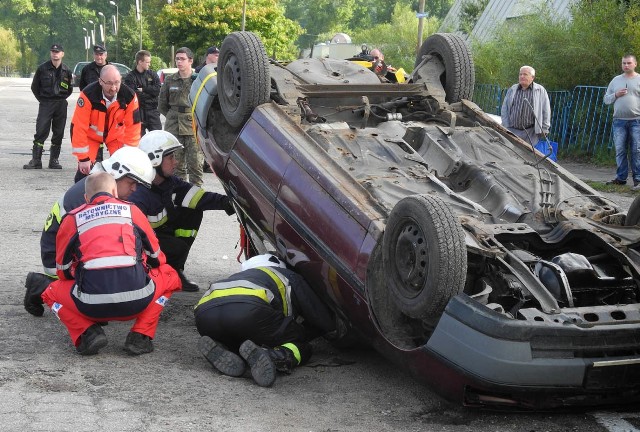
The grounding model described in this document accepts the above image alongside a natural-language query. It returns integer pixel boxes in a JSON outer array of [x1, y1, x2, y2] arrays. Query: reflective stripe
[[56, 261, 73, 271], [174, 228, 197, 238], [72, 278, 155, 305], [89, 125, 104, 137], [83, 255, 137, 269], [281, 343, 302, 363], [258, 267, 292, 317], [146, 248, 160, 258], [197, 287, 270, 305], [44, 200, 63, 231], [148, 209, 168, 228], [197, 279, 275, 307], [44, 267, 57, 277], [76, 216, 131, 234], [181, 186, 205, 209], [73, 146, 90, 154]]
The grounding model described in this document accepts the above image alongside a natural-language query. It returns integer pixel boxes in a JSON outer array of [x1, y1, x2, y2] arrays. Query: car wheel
[[218, 31, 270, 128], [626, 195, 640, 226], [382, 195, 467, 321], [415, 33, 475, 103]]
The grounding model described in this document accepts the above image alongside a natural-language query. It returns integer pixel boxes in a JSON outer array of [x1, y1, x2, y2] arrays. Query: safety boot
[[24, 272, 54, 317], [239, 340, 276, 387], [198, 336, 246, 377], [76, 324, 108, 355], [23, 141, 43, 169], [124, 331, 154, 355], [178, 270, 199, 292], [95, 144, 104, 162], [48, 144, 62, 169]]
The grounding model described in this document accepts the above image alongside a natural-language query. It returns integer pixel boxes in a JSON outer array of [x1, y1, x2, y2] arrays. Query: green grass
[[584, 180, 640, 194]]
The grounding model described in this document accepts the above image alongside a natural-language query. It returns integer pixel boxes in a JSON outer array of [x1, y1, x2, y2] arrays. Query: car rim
[[222, 54, 241, 112], [394, 220, 429, 296]]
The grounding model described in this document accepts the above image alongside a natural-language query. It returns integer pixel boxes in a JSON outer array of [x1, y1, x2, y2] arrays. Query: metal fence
[[473, 84, 614, 155]]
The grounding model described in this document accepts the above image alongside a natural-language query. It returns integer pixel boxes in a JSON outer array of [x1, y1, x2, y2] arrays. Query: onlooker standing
[[25, 43, 73, 170], [604, 54, 640, 188], [195, 46, 219, 73], [79, 44, 110, 162], [158, 47, 203, 186], [79, 44, 109, 90], [70, 65, 141, 182], [124, 50, 162, 136], [501, 65, 551, 147]]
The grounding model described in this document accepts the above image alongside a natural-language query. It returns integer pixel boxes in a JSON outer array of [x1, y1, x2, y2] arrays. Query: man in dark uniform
[[194, 254, 338, 387], [24, 43, 73, 170], [124, 50, 162, 136], [79, 44, 110, 162], [79, 44, 109, 90]]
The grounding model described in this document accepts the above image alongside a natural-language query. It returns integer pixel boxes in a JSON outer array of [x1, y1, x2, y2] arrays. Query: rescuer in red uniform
[[41, 172, 182, 355]]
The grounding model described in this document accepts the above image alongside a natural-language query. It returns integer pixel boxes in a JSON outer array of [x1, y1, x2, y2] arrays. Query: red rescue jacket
[[55, 193, 165, 318]]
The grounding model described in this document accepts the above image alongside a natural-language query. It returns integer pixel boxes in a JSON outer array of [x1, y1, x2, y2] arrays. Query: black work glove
[[223, 196, 236, 216]]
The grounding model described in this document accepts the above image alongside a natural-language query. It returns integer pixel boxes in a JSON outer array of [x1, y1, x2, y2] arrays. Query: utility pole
[[417, 0, 426, 53]]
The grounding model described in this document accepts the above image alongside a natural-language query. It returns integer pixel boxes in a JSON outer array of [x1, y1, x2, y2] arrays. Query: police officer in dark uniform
[[79, 44, 109, 90], [124, 50, 162, 136], [195, 254, 338, 387], [24, 43, 73, 170]]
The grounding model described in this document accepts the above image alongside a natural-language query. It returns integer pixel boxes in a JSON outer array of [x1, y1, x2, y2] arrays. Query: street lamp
[[88, 20, 96, 46], [82, 27, 89, 61], [97, 12, 106, 46], [109, 1, 119, 62], [136, 0, 142, 50]]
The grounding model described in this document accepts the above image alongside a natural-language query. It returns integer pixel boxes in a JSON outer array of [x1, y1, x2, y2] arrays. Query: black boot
[[77, 324, 108, 355], [267, 345, 299, 373], [48, 144, 62, 169], [24, 272, 54, 317], [23, 142, 43, 169], [239, 340, 277, 387], [178, 270, 199, 292], [123, 331, 154, 355], [198, 336, 246, 377], [95, 144, 104, 162]]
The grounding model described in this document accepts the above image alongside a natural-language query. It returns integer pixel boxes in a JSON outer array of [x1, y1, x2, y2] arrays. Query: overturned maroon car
[[190, 31, 640, 409]]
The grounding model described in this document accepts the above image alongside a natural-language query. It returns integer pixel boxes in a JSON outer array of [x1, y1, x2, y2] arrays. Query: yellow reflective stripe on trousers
[[281, 342, 301, 363], [257, 267, 291, 316], [174, 228, 198, 238], [196, 287, 269, 307]]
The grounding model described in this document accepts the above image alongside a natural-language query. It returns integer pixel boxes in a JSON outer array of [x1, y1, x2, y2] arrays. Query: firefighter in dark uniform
[[79, 44, 110, 161], [124, 50, 162, 136], [131, 130, 234, 292], [24, 43, 73, 170], [194, 254, 337, 387]]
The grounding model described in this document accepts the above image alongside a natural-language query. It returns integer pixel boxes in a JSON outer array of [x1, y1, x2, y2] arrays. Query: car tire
[[626, 195, 640, 226], [415, 33, 475, 103], [382, 195, 467, 321], [218, 31, 270, 128]]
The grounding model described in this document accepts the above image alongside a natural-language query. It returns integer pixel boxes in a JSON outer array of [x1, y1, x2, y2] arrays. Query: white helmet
[[241, 254, 286, 271], [98, 146, 155, 188], [138, 130, 183, 167]]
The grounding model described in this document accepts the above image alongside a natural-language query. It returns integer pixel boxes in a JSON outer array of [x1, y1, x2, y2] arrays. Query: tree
[[0, 26, 22, 76], [156, 0, 302, 61]]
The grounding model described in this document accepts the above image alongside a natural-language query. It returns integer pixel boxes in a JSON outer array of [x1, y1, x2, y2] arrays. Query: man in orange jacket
[[70, 64, 141, 182]]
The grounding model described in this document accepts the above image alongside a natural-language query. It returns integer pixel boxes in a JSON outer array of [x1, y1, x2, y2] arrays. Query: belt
[[513, 124, 534, 131], [171, 106, 191, 113]]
